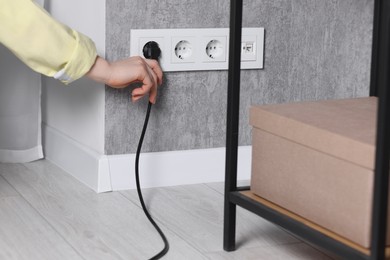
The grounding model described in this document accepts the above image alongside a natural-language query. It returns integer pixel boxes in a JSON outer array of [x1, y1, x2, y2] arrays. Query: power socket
[[130, 28, 264, 72], [202, 36, 227, 62], [172, 37, 196, 63]]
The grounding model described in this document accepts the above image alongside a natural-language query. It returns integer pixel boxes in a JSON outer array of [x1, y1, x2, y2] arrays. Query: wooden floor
[[0, 160, 334, 260]]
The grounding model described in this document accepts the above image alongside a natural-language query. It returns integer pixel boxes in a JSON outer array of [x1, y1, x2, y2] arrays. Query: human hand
[[86, 56, 163, 104]]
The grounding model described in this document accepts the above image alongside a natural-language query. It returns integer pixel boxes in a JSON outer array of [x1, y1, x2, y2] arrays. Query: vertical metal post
[[370, 1, 390, 259], [369, 0, 381, 97], [223, 0, 243, 252]]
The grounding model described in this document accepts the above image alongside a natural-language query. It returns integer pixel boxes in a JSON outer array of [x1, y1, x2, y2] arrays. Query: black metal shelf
[[223, 1, 390, 259], [231, 190, 369, 259]]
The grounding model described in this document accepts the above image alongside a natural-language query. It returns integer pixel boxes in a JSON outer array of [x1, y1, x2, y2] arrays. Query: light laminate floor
[[0, 160, 333, 260]]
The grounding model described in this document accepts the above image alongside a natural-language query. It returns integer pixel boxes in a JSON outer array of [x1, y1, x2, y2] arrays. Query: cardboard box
[[250, 97, 389, 248]]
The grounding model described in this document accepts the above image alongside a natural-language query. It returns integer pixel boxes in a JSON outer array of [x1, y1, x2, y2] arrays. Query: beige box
[[249, 97, 390, 248]]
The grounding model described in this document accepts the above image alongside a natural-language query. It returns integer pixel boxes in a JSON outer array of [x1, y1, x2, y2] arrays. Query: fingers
[[132, 87, 156, 103], [131, 84, 157, 104], [147, 64, 158, 104], [144, 59, 163, 85], [131, 58, 161, 104], [131, 79, 152, 103], [104, 56, 162, 103], [131, 64, 158, 104], [149, 84, 157, 104]]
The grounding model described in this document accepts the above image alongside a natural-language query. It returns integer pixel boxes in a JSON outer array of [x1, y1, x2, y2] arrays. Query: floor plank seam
[[0, 175, 20, 199], [2, 163, 88, 260], [202, 183, 224, 195]]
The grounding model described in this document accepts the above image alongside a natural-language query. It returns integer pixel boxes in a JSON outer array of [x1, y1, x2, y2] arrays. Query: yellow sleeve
[[0, 0, 97, 84]]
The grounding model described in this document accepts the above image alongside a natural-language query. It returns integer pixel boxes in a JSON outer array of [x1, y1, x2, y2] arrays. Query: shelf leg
[[369, 0, 381, 97], [223, 0, 243, 252], [370, 0, 390, 259], [223, 201, 237, 251]]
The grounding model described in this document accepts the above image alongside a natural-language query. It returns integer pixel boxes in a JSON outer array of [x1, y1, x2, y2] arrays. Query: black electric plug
[[143, 41, 161, 61]]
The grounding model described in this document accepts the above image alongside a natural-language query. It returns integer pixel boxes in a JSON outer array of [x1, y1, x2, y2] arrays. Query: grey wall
[[105, 0, 373, 155]]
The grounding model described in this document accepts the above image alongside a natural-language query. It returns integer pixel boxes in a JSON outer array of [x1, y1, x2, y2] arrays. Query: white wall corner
[[98, 155, 112, 192], [43, 124, 112, 193]]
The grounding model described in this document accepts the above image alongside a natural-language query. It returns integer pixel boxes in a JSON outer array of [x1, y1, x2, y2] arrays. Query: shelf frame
[[223, 0, 390, 259], [370, 0, 390, 259]]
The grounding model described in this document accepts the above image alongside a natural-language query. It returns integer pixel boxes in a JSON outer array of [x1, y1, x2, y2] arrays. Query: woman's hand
[[86, 56, 163, 104]]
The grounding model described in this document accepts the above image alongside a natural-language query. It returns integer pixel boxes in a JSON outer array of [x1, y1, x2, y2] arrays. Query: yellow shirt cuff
[[53, 31, 97, 84]]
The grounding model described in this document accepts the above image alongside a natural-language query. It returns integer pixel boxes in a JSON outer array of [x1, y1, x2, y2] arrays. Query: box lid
[[250, 97, 377, 169]]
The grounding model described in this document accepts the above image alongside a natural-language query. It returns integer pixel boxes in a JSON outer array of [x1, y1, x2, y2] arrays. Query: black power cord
[[135, 41, 169, 260]]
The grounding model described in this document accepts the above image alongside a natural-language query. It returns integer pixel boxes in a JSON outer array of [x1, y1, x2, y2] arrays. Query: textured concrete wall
[[105, 0, 373, 155]]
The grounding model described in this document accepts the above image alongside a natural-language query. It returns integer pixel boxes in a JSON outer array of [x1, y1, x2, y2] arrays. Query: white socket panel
[[130, 28, 264, 72]]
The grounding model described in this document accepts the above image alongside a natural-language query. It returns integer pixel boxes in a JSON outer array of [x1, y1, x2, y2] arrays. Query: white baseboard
[[43, 124, 252, 193], [0, 145, 43, 163], [42, 124, 111, 193], [107, 146, 252, 191]]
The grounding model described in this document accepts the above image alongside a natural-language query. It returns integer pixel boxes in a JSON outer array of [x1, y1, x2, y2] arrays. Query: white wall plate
[[130, 28, 264, 72]]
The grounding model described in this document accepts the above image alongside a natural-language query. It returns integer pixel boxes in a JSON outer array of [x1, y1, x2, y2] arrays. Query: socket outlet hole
[[205, 40, 223, 59], [175, 40, 193, 60]]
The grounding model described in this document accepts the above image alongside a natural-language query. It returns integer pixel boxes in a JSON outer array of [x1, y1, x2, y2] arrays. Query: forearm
[[85, 56, 111, 85], [0, 0, 97, 84]]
